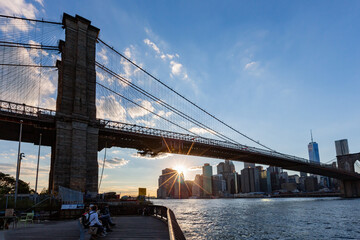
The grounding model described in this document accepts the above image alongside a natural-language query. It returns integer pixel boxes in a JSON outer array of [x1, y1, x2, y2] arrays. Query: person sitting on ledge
[[89, 205, 106, 237], [100, 204, 115, 227]]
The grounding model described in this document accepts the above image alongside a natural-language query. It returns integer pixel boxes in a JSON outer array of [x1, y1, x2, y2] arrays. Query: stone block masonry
[[50, 13, 100, 194]]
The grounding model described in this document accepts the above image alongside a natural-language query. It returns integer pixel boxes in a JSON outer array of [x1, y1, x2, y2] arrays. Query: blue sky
[[1, 0, 360, 196]]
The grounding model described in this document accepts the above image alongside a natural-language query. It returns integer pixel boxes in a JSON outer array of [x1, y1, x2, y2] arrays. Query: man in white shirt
[[89, 205, 105, 237]]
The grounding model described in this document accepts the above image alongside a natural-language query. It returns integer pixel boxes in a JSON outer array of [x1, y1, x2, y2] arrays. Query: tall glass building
[[202, 163, 213, 196], [308, 141, 320, 164]]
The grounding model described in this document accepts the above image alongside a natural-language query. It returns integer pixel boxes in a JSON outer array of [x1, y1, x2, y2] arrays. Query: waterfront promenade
[[0, 216, 169, 239]]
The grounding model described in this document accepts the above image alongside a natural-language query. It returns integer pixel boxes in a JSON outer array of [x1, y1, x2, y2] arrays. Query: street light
[[35, 133, 42, 194], [14, 120, 23, 208]]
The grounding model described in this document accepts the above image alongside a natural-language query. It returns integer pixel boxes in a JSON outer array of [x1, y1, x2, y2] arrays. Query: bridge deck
[[1, 100, 360, 181], [1, 216, 170, 240]]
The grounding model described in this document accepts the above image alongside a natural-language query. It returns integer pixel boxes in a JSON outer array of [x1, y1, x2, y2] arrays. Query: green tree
[[0, 171, 34, 194]]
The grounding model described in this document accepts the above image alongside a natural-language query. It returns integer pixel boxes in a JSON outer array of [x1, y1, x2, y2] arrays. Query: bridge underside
[[0, 113, 55, 146], [99, 127, 360, 181]]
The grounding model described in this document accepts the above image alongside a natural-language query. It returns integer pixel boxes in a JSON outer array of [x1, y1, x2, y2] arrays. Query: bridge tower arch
[[337, 153, 360, 198], [49, 13, 100, 194]]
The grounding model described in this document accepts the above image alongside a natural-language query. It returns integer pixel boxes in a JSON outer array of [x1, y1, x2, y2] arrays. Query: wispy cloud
[[143, 31, 198, 94], [244, 61, 258, 70], [170, 61, 183, 76], [0, 0, 38, 19], [144, 39, 160, 54], [100, 157, 129, 169], [189, 166, 202, 171], [0, 0, 42, 33], [128, 99, 154, 118], [96, 95, 127, 122], [131, 152, 172, 160]]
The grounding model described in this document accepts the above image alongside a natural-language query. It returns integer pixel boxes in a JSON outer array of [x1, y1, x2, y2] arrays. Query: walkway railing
[[149, 205, 186, 240], [98, 119, 338, 170], [0, 100, 56, 119]]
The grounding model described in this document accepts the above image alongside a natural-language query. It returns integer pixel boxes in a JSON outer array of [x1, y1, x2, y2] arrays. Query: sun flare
[[174, 165, 187, 175]]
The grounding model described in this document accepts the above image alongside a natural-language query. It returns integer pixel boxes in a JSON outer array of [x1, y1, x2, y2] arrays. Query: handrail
[[149, 205, 186, 240], [167, 208, 175, 240], [0, 99, 56, 118]]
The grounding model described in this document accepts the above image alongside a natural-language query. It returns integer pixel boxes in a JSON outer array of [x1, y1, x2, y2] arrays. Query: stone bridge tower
[[337, 153, 360, 197], [49, 14, 100, 194]]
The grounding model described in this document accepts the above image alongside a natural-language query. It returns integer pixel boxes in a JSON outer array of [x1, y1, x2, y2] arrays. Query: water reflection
[[153, 198, 360, 240]]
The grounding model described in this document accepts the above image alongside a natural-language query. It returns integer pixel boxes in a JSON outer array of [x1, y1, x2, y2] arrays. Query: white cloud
[[142, 32, 198, 93], [153, 110, 173, 120], [131, 152, 171, 160], [118, 45, 141, 85], [96, 71, 106, 82], [0, 42, 57, 108], [124, 46, 132, 58], [34, 0, 44, 7], [96, 95, 126, 122], [189, 166, 202, 171], [189, 127, 216, 136], [144, 39, 160, 54], [41, 97, 56, 109], [135, 119, 155, 127], [244, 61, 257, 70], [170, 61, 183, 76], [97, 48, 109, 64], [0, 0, 41, 33], [189, 127, 208, 135], [101, 157, 129, 169], [0, 0, 38, 19], [128, 100, 154, 118], [161, 53, 175, 60], [0, 161, 49, 176]]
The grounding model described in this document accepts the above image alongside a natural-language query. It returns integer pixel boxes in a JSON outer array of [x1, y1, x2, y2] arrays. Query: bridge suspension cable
[[0, 15, 63, 110], [0, 14, 62, 25], [97, 38, 276, 152], [97, 81, 204, 138], [96, 61, 240, 144]]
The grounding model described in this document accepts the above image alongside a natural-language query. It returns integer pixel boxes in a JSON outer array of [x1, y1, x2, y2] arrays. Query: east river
[[153, 198, 360, 240]]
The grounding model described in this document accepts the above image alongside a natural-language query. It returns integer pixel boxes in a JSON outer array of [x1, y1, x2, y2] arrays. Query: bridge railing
[[0, 99, 56, 119], [98, 119, 342, 170], [149, 205, 186, 240]]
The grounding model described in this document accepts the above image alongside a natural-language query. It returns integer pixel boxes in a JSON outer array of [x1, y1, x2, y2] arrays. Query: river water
[[153, 198, 360, 240]]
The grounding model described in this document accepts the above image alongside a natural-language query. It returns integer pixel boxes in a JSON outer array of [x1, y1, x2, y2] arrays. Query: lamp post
[[35, 133, 42, 194], [14, 120, 23, 208]]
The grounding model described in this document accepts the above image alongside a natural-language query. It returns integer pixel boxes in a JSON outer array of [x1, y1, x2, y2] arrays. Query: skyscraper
[[203, 163, 213, 196], [240, 167, 260, 193], [157, 168, 177, 199], [308, 131, 320, 164], [192, 174, 203, 198], [217, 160, 237, 195], [217, 162, 224, 175], [335, 139, 350, 156]]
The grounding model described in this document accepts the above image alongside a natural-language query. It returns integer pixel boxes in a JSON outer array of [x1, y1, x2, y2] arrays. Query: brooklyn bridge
[[0, 13, 359, 197]]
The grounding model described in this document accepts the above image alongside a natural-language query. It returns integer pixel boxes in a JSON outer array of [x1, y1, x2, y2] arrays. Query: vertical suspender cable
[[35, 133, 42, 194], [98, 142, 107, 192]]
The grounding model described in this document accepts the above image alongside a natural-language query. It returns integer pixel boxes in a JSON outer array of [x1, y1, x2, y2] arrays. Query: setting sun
[[174, 165, 187, 175]]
